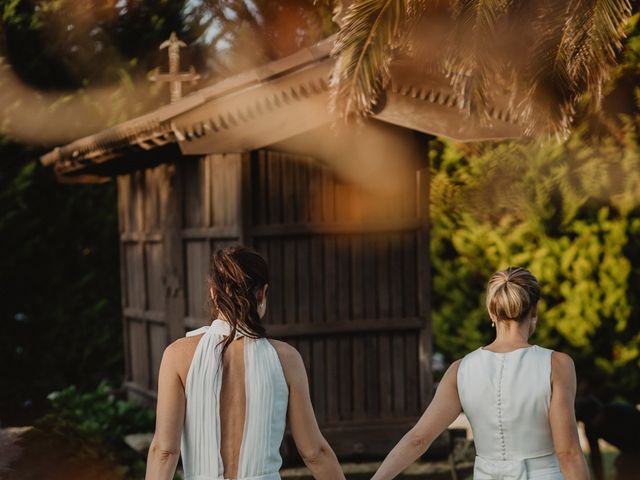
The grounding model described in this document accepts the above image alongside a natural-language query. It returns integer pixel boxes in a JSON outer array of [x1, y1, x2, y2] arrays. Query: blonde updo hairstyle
[[486, 266, 541, 323]]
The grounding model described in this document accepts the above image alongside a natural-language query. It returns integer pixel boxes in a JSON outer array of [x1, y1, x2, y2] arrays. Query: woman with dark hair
[[145, 246, 344, 480]]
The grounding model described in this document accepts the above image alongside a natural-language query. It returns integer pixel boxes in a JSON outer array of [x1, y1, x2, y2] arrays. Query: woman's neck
[[491, 319, 531, 347]]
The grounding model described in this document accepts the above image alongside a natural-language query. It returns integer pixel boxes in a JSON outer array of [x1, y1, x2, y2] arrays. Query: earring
[[491, 321, 495, 328]]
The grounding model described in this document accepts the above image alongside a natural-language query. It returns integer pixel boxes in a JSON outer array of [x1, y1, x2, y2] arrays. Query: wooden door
[[249, 149, 431, 458]]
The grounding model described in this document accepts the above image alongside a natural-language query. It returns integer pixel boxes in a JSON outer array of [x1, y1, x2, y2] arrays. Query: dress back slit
[[181, 319, 288, 480]]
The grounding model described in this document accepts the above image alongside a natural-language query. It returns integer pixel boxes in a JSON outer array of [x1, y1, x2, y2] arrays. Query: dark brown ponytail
[[209, 246, 268, 355]]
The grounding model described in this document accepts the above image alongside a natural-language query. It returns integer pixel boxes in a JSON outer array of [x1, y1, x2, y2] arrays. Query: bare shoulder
[[267, 339, 305, 383], [551, 351, 576, 387], [551, 351, 575, 373], [165, 335, 201, 358], [439, 359, 462, 387], [163, 335, 202, 384], [268, 339, 301, 362]]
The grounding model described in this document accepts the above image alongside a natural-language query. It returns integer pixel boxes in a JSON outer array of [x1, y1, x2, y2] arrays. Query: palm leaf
[[330, 0, 632, 136], [444, 0, 516, 119], [329, 0, 423, 118], [524, 0, 631, 136]]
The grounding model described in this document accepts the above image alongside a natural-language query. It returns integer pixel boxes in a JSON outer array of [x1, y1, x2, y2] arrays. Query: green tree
[[429, 116, 640, 401]]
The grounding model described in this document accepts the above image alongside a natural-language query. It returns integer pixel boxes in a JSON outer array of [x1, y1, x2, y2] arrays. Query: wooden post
[[160, 163, 187, 342], [416, 133, 433, 406]]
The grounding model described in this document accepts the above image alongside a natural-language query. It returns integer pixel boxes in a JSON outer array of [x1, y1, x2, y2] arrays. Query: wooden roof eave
[[41, 34, 537, 183]]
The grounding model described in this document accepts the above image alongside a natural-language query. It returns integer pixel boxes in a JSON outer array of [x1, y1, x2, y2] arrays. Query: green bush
[[429, 120, 640, 401], [37, 381, 155, 478]]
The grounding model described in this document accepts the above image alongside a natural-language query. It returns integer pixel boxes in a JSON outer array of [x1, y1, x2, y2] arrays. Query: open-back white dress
[[180, 319, 289, 480]]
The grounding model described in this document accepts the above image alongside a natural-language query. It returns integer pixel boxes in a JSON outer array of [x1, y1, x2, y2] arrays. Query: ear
[[257, 284, 269, 302]]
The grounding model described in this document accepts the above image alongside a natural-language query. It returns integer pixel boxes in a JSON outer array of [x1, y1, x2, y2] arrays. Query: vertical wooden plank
[[379, 334, 392, 415], [268, 151, 283, 224], [283, 238, 296, 324], [212, 154, 226, 227], [326, 336, 339, 422], [268, 240, 284, 324], [149, 324, 167, 391], [390, 233, 404, 317], [365, 334, 380, 417], [363, 235, 377, 319], [323, 237, 337, 323], [183, 158, 204, 228], [377, 235, 390, 319], [144, 168, 159, 232], [186, 240, 210, 319], [256, 150, 269, 226], [309, 237, 324, 324], [392, 333, 406, 415], [405, 333, 419, 415], [296, 239, 310, 323], [238, 152, 253, 246], [312, 339, 326, 421], [281, 155, 296, 224], [117, 175, 130, 234], [403, 232, 418, 317], [117, 176, 131, 383], [351, 235, 364, 320], [308, 160, 323, 223], [295, 156, 310, 224], [125, 243, 145, 310], [352, 333, 365, 419], [338, 335, 352, 421], [145, 242, 164, 312], [129, 320, 150, 389], [133, 170, 145, 233], [336, 236, 350, 321], [321, 166, 335, 223]]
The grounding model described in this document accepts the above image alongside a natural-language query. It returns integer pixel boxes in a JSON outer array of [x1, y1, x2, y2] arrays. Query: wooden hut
[[41, 34, 529, 458]]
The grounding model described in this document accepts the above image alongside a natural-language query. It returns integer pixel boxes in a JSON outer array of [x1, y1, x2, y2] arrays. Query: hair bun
[[486, 266, 540, 322]]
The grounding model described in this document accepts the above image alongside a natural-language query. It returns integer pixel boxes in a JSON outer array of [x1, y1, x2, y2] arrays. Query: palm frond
[[567, 0, 631, 105], [524, 0, 631, 136], [444, 0, 515, 119], [330, 0, 632, 136], [329, 0, 423, 118]]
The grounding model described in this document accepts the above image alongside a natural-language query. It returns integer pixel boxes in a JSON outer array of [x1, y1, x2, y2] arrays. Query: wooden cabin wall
[[117, 147, 431, 457]]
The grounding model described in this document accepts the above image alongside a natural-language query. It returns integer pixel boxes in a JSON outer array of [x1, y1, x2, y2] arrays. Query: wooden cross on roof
[[149, 32, 200, 103]]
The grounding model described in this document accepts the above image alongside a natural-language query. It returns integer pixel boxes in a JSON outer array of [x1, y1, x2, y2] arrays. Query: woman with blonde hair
[[372, 266, 589, 480], [145, 246, 344, 480]]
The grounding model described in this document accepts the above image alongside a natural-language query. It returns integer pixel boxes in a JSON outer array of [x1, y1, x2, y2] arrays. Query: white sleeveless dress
[[181, 319, 289, 480], [457, 345, 564, 480]]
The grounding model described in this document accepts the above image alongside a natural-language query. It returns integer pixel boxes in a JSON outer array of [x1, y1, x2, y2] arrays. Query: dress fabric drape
[[180, 320, 288, 480], [457, 345, 564, 480]]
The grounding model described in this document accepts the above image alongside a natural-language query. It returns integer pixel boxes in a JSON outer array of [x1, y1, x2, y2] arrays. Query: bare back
[[174, 321, 288, 480]]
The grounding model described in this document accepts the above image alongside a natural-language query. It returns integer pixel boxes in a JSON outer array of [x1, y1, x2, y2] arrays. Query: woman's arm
[[145, 342, 185, 480], [276, 342, 345, 480], [371, 360, 462, 480], [549, 352, 590, 480]]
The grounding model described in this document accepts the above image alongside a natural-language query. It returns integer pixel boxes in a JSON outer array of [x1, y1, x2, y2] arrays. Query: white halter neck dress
[[457, 345, 564, 480], [181, 319, 288, 480]]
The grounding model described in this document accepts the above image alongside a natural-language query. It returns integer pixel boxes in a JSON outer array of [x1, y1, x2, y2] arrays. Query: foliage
[[0, 145, 122, 425], [36, 381, 155, 479], [329, 0, 421, 116], [330, 0, 634, 136], [429, 119, 640, 402], [0, 0, 334, 426]]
